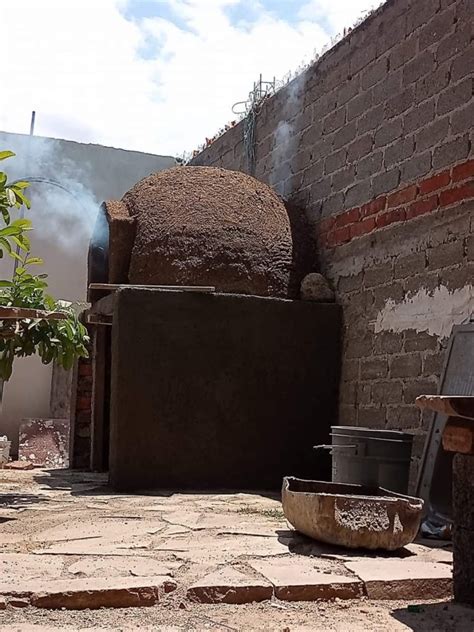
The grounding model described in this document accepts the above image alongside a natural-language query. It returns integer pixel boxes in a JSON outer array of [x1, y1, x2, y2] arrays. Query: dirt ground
[[0, 468, 473, 631]]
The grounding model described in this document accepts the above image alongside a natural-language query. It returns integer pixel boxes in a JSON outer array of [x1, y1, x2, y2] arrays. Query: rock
[[300, 273, 335, 302], [18, 419, 69, 469], [248, 558, 363, 601], [0, 576, 177, 610], [0, 597, 6, 610], [8, 598, 29, 608], [3, 461, 34, 471], [187, 567, 273, 604], [345, 560, 452, 599]]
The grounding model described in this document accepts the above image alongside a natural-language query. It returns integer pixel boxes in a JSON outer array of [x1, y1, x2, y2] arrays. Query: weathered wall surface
[[109, 289, 341, 491], [0, 131, 175, 450], [191, 0, 474, 486]]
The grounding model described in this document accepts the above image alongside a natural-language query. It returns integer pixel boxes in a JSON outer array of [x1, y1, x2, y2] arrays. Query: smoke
[[269, 71, 307, 198], [2, 136, 100, 255]]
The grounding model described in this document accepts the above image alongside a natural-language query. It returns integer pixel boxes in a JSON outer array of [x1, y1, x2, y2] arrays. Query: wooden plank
[[0, 306, 68, 321], [89, 283, 215, 293], [416, 395, 474, 421], [442, 417, 474, 454], [86, 313, 113, 326]]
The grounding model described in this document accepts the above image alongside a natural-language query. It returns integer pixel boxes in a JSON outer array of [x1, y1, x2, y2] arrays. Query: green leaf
[[0, 151, 15, 161], [0, 280, 12, 287], [25, 257, 43, 265], [11, 181, 29, 190]]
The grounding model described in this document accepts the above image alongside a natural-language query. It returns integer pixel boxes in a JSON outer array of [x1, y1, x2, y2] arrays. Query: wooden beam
[[415, 395, 474, 421], [442, 417, 474, 454]]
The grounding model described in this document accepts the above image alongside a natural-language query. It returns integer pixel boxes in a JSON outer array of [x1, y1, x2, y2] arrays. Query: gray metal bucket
[[315, 426, 414, 494]]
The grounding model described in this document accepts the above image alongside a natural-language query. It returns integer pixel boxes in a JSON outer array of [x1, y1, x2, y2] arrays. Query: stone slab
[[187, 567, 273, 604], [0, 554, 63, 582], [0, 576, 177, 610], [3, 460, 34, 471], [345, 560, 453, 599], [249, 558, 363, 601], [67, 556, 181, 578]]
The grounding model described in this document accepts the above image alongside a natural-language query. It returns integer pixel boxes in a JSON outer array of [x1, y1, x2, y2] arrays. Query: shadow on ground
[[391, 600, 474, 631]]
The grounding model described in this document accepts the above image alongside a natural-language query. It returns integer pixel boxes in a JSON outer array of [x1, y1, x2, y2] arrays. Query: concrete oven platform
[[0, 468, 470, 631]]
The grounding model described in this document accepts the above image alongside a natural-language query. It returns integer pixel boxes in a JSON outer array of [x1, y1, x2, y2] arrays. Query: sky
[[2, 0, 380, 157]]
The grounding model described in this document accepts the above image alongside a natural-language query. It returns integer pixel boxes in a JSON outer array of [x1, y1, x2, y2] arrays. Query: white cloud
[[1, 0, 376, 157]]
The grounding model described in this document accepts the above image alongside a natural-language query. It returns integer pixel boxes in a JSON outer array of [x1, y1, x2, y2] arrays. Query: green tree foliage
[[0, 151, 89, 380]]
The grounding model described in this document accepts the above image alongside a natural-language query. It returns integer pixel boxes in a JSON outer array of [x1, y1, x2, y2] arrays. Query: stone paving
[[0, 468, 454, 610]]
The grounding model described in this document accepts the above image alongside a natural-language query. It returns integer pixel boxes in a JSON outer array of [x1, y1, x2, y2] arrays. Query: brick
[[400, 151, 432, 183], [347, 134, 373, 163], [390, 353, 422, 378], [388, 184, 418, 208], [406, 0, 442, 34], [385, 86, 415, 119], [360, 196, 386, 218], [415, 62, 451, 103], [323, 107, 345, 134], [416, 117, 450, 153], [419, 171, 451, 195], [350, 41, 376, 74], [346, 334, 374, 358], [373, 70, 403, 106], [406, 196, 438, 219], [377, 207, 407, 228], [333, 121, 357, 150], [386, 405, 421, 430], [403, 51, 435, 86], [340, 358, 360, 381], [436, 22, 472, 63], [321, 192, 345, 217], [375, 118, 403, 148], [350, 216, 376, 239], [187, 568, 272, 604], [357, 152, 383, 178], [439, 181, 474, 207], [377, 14, 406, 54], [361, 57, 389, 89], [372, 380, 403, 405], [324, 148, 347, 175], [334, 207, 359, 228], [302, 161, 324, 187], [347, 90, 372, 121], [373, 168, 400, 196], [419, 6, 456, 50], [468, 235, 474, 261], [404, 377, 438, 403], [452, 159, 474, 183], [357, 406, 387, 428], [345, 560, 452, 600], [437, 78, 473, 116], [395, 252, 426, 278], [451, 100, 474, 135], [374, 331, 404, 355], [423, 352, 444, 376], [361, 357, 389, 380], [373, 281, 404, 309], [404, 99, 435, 134], [357, 104, 384, 134], [405, 331, 438, 352], [340, 380, 357, 405], [451, 47, 474, 82], [345, 180, 372, 209], [337, 76, 360, 107], [440, 262, 474, 290], [403, 270, 440, 297], [428, 240, 464, 270], [384, 137, 415, 167], [390, 36, 417, 71]]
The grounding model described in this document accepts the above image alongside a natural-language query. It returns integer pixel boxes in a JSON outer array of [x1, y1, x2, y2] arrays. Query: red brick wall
[[192, 0, 473, 489]]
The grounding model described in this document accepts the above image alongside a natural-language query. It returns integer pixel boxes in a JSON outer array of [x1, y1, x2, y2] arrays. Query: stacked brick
[[71, 350, 93, 469], [191, 0, 473, 489]]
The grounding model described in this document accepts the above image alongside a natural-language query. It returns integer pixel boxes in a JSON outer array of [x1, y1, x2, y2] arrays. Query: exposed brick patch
[[320, 159, 474, 248]]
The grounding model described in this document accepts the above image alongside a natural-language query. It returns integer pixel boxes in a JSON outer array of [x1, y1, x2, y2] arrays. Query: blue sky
[[2, 0, 379, 155]]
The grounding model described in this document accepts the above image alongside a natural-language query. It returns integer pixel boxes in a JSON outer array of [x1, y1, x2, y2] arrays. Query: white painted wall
[[0, 131, 176, 450]]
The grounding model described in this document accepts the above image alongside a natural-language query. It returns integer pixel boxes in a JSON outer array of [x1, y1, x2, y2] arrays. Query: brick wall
[[192, 0, 474, 488]]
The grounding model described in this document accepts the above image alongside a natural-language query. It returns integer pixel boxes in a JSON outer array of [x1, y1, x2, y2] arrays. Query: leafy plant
[[0, 151, 89, 380]]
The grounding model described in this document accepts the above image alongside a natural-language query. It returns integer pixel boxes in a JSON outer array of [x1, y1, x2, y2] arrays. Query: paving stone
[[0, 576, 177, 610], [3, 460, 34, 471], [0, 554, 63, 582], [67, 556, 181, 578], [8, 597, 29, 608], [0, 597, 5, 610], [345, 560, 452, 599], [187, 567, 273, 604], [249, 558, 363, 601]]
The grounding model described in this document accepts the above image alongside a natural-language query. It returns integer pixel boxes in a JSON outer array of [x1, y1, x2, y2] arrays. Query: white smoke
[[269, 71, 307, 197]]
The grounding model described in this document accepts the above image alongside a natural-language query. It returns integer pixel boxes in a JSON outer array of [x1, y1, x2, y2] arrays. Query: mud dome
[[114, 166, 293, 297]]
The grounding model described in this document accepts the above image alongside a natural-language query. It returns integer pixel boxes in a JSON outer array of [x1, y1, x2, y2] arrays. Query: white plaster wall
[[0, 131, 176, 450]]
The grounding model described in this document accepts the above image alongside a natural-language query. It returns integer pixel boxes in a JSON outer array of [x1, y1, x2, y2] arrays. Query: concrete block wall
[[191, 0, 474, 487]]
